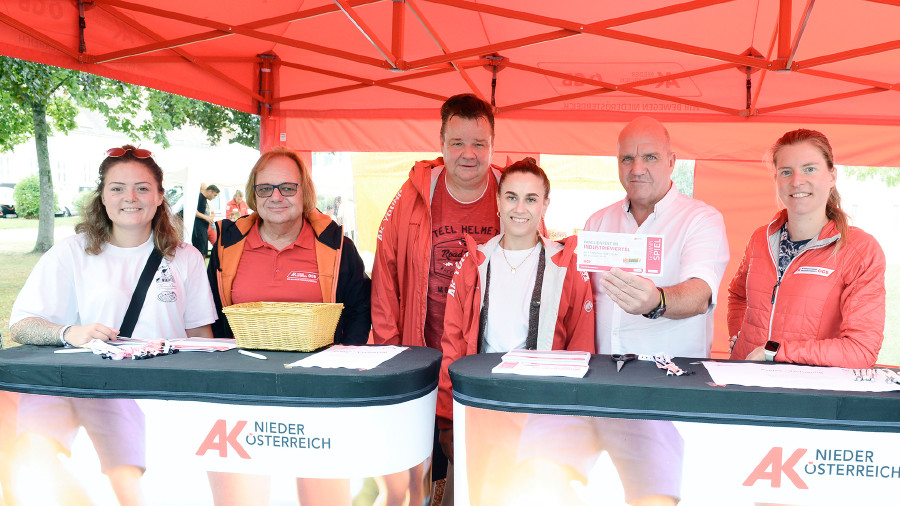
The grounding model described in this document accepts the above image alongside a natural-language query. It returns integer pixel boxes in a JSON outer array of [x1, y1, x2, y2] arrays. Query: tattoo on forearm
[[10, 317, 64, 346]]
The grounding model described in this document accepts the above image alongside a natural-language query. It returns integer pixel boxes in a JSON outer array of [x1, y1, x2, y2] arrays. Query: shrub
[[13, 174, 58, 218], [73, 190, 94, 215]]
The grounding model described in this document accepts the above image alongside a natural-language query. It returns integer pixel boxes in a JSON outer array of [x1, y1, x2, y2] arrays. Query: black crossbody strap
[[524, 245, 546, 350], [477, 260, 492, 354], [479, 243, 546, 353], [119, 248, 163, 338]]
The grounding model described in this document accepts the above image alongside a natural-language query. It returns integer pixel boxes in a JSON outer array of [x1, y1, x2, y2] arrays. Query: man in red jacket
[[371, 93, 503, 503]]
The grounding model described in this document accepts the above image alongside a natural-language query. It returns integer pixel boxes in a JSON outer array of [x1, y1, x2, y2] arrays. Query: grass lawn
[[0, 216, 79, 345], [0, 252, 41, 345]]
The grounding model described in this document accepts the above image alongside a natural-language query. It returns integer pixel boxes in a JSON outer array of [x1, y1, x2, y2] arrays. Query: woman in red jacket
[[436, 157, 596, 461], [225, 189, 250, 220], [728, 129, 886, 368]]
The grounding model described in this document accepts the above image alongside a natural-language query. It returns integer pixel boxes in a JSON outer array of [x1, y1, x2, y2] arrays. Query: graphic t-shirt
[[9, 234, 216, 339], [424, 171, 500, 350]]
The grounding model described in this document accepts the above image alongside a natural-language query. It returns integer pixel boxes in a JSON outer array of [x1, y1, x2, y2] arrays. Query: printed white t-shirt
[[11, 233, 217, 339], [483, 243, 542, 353]]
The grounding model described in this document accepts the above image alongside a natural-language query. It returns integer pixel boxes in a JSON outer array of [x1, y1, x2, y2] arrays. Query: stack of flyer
[[167, 338, 237, 352], [491, 349, 591, 378]]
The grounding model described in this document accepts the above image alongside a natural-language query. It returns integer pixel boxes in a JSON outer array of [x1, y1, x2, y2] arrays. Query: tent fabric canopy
[[2, 0, 900, 164]]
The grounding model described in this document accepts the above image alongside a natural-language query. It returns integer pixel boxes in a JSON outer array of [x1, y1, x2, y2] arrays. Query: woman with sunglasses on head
[[435, 158, 596, 464], [9, 145, 217, 505], [206, 147, 370, 506], [728, 129, 886, 368]]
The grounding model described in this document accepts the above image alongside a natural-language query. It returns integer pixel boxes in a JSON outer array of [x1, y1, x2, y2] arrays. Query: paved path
[[0, 226, 76, 253]]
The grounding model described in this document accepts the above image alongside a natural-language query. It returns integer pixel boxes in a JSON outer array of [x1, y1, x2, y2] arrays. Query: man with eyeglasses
[[193, 184, 220, 257], [371, 93, 503, 503], [206, 149, 370, 346], [205, 147, 370, 504]]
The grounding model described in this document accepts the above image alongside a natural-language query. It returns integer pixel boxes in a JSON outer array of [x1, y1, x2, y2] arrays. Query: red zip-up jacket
[[437, 234, 596, 429], [728, 209, 885, 368], [370, 158, 504, 346]]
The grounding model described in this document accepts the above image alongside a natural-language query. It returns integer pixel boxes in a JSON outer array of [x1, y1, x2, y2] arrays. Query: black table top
[[0, 345, 441, 408], [449, 354, 900, 433]]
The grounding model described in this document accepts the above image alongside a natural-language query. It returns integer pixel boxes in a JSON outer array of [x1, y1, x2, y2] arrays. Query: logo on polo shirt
[[795, 266, 834, 277], [287, 271, 318, 282]]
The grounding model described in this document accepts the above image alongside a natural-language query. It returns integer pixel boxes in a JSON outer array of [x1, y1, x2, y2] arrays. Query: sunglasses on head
[[106, 147, 153, 159]]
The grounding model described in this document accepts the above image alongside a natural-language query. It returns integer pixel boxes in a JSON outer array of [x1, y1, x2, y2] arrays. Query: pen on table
[[54, 347, 92, 354], [238, 349, 267, 360]]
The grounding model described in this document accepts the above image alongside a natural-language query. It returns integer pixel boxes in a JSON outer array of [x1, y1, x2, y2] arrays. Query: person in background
[[225, 189, 249, 220], [371, 93, 503, 503], [8, 145, 216, 506], [337, 196, 357, 242], [193, 184, 219, 256], [436, 158, 595, 501], [206, 146, 370, 506], [332, 195, 343, 226], [728, 129, 885, 367]]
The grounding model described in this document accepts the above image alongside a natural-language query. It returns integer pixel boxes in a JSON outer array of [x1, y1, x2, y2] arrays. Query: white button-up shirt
[[583, 186, 729, 358]]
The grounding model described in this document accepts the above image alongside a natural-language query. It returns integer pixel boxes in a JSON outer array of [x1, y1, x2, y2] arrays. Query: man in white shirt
[[515, 117, 728, 506], [586, 116, 729, 357]]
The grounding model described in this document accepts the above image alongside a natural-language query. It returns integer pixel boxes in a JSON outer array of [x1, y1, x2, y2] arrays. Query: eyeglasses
[[254, 183, 299, 198], [106, 147, 153, 159]]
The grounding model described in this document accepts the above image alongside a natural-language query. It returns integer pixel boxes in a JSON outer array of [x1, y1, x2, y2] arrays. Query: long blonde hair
[[771, 129, 849, 248], [76, 146, 181, 258]]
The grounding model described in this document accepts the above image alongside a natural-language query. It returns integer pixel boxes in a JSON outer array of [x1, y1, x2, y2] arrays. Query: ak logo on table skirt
[[196, 419, 332, 459], [744, 446, 900, 489]]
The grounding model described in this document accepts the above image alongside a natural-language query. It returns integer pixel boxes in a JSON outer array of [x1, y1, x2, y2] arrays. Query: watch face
[[643, 306, 664, 319], [764, 341, 780, 353]]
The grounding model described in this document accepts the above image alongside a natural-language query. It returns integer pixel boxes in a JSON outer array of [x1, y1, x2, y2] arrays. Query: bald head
[[616, 116, 676, 224], [617, 116, 671, 153]]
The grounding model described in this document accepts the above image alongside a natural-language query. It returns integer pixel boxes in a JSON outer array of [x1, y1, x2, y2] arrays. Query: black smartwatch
[[764, 340, 780, 361], [642, 287, 666, 319]]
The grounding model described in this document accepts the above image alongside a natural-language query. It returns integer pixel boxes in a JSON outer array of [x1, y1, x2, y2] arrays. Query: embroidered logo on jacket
[[795, 266, 834, 277]]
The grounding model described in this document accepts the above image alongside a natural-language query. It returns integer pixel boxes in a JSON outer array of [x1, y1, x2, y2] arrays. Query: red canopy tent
[[2, 0, 898, 354], [2, 0, 899, 160]]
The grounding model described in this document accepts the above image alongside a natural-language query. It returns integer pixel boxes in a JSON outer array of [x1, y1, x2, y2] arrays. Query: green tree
[[0, 56, 259, 252], [842, 166, 900, 187]]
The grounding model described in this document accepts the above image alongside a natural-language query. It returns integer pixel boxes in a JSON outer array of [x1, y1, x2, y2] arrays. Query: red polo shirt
[[231, 220, 323, 304]]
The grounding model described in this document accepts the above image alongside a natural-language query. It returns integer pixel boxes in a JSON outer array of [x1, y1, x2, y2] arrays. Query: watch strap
[[642, 287, 666, 319]]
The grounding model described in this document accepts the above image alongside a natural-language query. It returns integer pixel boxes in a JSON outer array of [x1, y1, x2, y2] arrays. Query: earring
[[496, 211, 500, 217]]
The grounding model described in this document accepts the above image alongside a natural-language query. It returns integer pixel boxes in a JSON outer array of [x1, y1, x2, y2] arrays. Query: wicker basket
[[223, 302, 343, 352]]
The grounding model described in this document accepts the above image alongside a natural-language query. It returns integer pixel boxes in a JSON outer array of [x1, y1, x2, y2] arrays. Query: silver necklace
[[501, 243, 538, 274]]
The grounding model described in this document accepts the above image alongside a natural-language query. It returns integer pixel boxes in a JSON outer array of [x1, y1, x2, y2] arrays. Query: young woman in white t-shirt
[[9, 145, 216, 506]]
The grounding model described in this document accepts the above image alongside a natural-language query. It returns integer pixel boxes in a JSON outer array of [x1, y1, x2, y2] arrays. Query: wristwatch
[[642, 287, 666, 319], [764, 340, 780, 361]]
